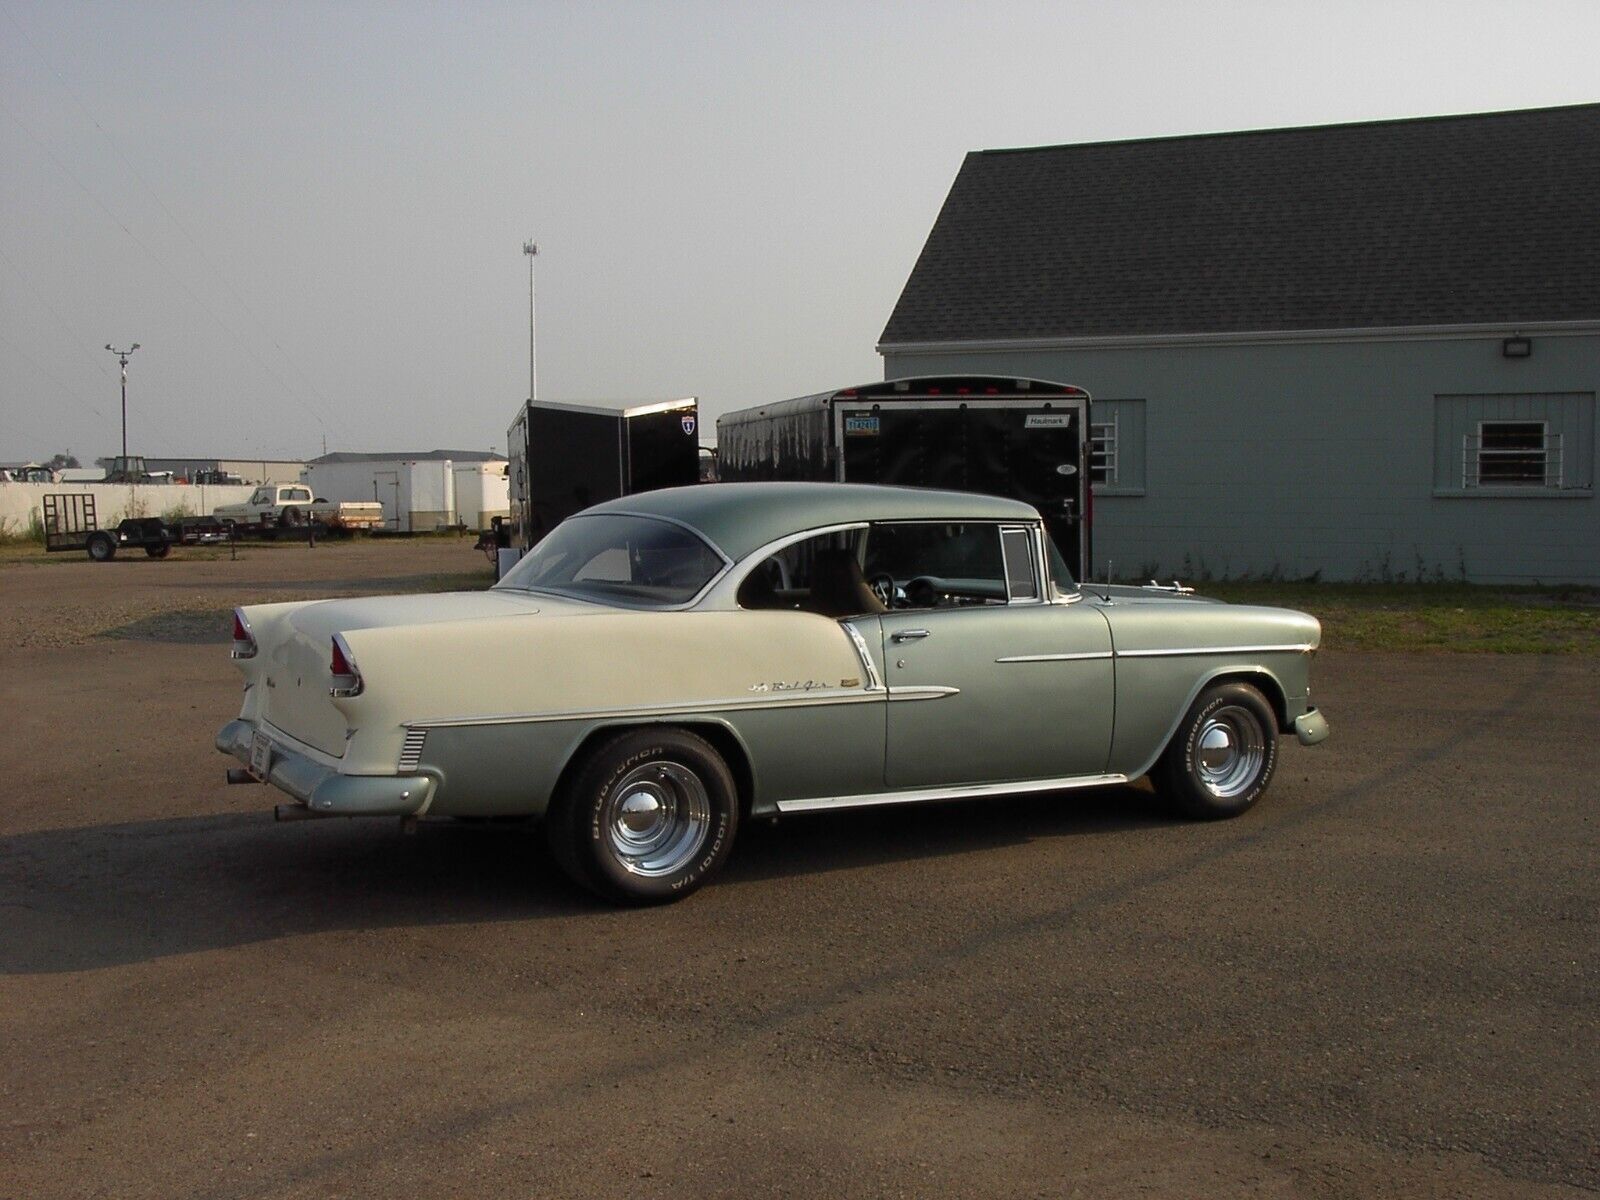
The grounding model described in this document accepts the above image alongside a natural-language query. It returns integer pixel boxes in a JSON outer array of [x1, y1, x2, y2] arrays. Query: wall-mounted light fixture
[[1502, 336, 1532, 359]]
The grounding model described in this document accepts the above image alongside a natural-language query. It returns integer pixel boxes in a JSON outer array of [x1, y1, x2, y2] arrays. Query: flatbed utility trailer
[[83, 516, 229, 561], [716, 375, 1093, 579], [41, 494, 228, 560]]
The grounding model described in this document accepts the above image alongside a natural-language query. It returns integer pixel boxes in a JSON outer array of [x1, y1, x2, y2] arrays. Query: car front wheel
[[548, 727, 738, 905], [1156, 681, 1279, 819]]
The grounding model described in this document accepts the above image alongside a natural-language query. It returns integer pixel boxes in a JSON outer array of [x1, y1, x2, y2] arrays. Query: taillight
[[329, 634, 363, 697], [231, 609, 257, 659]]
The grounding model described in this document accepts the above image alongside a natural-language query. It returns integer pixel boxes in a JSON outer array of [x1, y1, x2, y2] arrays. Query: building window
[[1435, 393, 1592, 496], [1090, 416, 1119, 487], [1467, 421, 1557, 487]]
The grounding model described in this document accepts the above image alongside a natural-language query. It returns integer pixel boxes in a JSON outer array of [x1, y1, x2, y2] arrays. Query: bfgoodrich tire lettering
[[1156, 682, 1279, 820], [548, 727, 738, 905]]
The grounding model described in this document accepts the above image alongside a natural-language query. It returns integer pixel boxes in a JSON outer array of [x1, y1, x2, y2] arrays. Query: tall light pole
[[105, 343, 141, 463], [523, 239, 538, 403]]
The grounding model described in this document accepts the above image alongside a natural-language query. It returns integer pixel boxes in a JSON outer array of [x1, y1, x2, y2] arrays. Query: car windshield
[[496, 513, 725, 607]]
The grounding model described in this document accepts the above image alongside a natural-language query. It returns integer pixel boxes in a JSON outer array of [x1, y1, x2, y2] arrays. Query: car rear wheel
[[547, 727, 738, 905], [1156, 681, 1279, 819]]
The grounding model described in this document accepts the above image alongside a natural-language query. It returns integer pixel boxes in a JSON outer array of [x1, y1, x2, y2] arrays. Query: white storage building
[[304, 450, 509, 531]]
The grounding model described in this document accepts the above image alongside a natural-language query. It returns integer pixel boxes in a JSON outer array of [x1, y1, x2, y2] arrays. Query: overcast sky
[[2, 1, 1596, 463]]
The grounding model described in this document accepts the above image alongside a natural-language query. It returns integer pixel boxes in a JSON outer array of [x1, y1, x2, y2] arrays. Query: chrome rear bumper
[[216, 719, 435, 816]]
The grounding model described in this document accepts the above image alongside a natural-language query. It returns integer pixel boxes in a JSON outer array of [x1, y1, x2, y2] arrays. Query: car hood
[[1079, 584, 1224, 606]]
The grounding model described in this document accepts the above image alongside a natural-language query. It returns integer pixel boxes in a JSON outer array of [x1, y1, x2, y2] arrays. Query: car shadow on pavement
[[0, 813, 583, 975], [0, 784, 1175, 975], [723, 782, 1175, 886]]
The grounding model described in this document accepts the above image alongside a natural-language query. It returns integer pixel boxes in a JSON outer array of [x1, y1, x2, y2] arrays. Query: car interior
[[737, 524, 1021, 617]]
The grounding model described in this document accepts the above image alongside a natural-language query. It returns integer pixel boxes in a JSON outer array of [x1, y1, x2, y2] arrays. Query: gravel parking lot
[[2, 541, 1595, 1198]]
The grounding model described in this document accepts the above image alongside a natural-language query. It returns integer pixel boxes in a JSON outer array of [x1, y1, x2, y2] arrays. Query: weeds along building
[[877, 103, 1599, 585]]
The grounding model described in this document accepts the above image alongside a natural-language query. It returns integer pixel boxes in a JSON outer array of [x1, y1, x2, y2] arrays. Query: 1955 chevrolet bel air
[[218, 482, 1329, 904]]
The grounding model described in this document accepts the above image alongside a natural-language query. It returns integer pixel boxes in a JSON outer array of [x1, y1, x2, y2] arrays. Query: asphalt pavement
[[1, 544, 1594, 1198]]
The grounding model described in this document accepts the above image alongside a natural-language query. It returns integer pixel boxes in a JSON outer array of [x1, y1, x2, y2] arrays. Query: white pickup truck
[[213, 484, 385, 533]]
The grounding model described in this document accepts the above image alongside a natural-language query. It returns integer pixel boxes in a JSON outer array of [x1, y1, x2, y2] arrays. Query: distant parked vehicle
[[212, 484, 384, 535], [191, 469, 245, 485], [79, 515, 229, 561], [101, 455, 159, 484], [6, 463, 57, 483]]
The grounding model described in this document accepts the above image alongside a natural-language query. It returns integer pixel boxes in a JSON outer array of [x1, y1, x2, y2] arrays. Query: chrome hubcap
[[605, 762, 711, 877], [1195, 706, 1266, 798]]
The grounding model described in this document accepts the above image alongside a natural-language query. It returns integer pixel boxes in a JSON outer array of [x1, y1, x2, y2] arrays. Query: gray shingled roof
[[880, 104, 1600, 345], [309, 450, 506, 464]]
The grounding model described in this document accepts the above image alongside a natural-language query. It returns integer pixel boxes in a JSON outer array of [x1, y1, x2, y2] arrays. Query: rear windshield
[[496, 513, 724, 607]]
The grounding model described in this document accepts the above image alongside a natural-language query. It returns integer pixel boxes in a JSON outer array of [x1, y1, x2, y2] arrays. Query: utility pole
[[104, 343, 141, 463], [523, 239, 538, 403]]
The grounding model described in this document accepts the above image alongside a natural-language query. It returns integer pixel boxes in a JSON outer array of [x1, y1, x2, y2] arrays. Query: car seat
[[808, 549, 887, 617]]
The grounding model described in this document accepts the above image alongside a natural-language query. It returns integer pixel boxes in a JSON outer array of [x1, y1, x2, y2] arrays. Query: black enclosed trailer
[[716, 376, 1092, 578], [506, 398, 702, 550]]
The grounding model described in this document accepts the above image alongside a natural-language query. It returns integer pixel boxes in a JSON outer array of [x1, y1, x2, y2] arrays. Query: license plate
[[249, 730, 274, 780]]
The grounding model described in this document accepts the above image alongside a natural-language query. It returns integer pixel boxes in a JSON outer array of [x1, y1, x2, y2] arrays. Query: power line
[[0, 329, 109, 427], [4, 8, 358, 448], [0, 245, 191, 449], [1, 99, 352, 451]]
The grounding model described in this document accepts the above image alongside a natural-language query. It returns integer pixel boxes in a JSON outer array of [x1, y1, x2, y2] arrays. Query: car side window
[[862, 522, 1010, 608], [736, 529, 867, 614], [1000, 526, 1039, 601]]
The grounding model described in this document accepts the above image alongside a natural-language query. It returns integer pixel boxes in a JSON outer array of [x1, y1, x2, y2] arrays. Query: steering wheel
[[867, 572, 897, 609]]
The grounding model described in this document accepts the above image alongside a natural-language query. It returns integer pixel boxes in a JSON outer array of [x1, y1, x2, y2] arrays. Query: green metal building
[[878, 104, 1599, 584]]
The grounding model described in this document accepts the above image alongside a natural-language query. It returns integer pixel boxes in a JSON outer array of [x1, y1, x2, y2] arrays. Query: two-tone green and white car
[[219, 482, 1329, 904]]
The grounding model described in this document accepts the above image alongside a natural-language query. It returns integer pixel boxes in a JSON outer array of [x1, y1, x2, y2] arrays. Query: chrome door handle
[[891, 629, 931, 642]]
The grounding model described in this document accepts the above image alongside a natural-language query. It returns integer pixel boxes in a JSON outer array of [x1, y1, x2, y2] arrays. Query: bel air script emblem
[[749, 680, 828, 693]]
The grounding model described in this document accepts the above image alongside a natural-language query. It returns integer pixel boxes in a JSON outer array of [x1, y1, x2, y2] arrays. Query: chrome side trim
[[407, 688, 888, 730], [885, 685, 960, 702], [776, 772, 1128, 813], [398, 728, 428, 771], [841, 621, 882, 690], [996, 651, 1114, 663], [1116, 644, 1315, 658]]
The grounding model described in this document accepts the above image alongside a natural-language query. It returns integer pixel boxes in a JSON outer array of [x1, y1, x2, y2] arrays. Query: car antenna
[[1085, 558, 1112, 603]]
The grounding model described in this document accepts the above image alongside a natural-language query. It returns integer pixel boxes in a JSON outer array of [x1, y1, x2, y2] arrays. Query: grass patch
[[1203, 581, 1600, 654]]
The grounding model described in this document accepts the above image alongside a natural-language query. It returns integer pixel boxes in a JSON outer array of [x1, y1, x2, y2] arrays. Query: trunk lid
[[258, 590, 549, 755]]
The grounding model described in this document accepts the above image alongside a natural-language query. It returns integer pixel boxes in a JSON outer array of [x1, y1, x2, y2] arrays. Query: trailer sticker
[[1024, 413, 1072, 429], [681, 415, 697, 436], [844, 415, 880, 436]]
